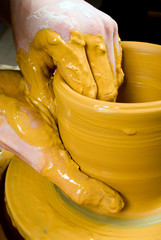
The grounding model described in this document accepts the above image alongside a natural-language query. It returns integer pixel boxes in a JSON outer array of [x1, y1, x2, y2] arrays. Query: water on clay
[[1, 32, 161, 240]]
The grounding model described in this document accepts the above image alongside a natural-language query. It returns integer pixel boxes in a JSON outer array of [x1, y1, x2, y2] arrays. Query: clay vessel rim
[[56, 41, 161, 114], [56, 77, 161, 114]]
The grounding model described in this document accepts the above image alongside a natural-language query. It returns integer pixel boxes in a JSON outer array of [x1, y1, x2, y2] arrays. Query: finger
[[62, 30, 97, 98], [42, 150, 124, 214], [113, 20, 120, 54], [31, 29, 97, 99], [84, 178, 124, 214], [104, 19, 124, 93], [103, 17, 116, 72], [84, 33, 117, 101], [113, 27, 125, 88]]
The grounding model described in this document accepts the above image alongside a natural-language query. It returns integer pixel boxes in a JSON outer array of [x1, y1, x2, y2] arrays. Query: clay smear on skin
[[0, 30, 124, 217]]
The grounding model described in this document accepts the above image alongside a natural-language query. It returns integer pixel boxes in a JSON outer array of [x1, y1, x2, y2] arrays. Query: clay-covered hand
[[0, 70, 124, 215], [10, 0, 119, 62], [10, 0, 123, 101]]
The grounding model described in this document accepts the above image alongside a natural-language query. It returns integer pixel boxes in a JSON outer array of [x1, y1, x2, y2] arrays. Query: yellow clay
[[1, 37, 161, 239], [54, 41, 161, 219], [84, 34, 123, 101], [0, 30, 124, 218], [17, 30, 123, 101], [0, 148, 14, 177], [5, 157, 161, 240]]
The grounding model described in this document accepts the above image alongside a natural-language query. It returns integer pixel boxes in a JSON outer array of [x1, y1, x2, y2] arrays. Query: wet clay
[[0, 30, 124, 215], [1, 39, 161, 239], [17, 29, 123, 102], [54, 41, 161, 219], [5, 157, 161, 240]]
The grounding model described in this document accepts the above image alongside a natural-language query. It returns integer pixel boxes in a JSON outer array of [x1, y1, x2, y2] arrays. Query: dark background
[[88, 0, 161, 45]]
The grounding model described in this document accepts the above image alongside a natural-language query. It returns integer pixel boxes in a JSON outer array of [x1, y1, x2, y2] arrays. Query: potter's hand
[[0, 70, 124, 215], [10, 0, 123, 101], [11, 0, 118, 61]]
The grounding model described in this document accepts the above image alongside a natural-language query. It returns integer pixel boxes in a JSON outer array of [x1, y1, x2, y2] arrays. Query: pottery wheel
[[4, 157, 161, 240]]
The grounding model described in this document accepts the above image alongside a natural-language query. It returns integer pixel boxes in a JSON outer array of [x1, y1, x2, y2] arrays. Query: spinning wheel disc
[[5, 157, 161, 240]]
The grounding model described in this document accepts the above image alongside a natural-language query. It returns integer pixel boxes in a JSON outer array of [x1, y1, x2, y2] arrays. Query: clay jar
[[54, 42, 161, 219]]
